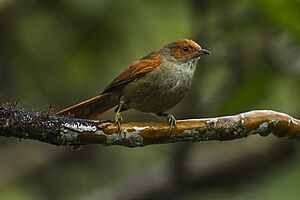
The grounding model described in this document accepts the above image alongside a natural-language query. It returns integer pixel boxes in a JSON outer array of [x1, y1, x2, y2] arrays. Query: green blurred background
[[0, 0, 300, 199]]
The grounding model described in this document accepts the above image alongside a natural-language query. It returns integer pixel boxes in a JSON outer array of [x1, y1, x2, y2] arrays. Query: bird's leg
[[156, 112, 177, 134], [115, 100, 124, 137]]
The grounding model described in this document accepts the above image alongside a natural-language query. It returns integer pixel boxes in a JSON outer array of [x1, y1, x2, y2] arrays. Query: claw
[[167, 114, 177, 134], [115, 112, 124, 137]]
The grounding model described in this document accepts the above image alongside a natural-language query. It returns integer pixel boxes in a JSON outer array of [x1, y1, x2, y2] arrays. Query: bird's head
[[162, 39, 211, 63]]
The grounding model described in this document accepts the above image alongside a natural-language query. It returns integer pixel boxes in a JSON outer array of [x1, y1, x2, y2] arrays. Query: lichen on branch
[[0, 106, 299, 147]]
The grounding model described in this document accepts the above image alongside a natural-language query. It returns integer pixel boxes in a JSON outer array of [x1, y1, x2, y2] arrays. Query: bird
[[56, 39, 211, 132]]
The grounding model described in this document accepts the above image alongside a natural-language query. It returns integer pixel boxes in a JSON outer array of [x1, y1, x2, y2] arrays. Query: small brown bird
[[56, 39, 210, 131]]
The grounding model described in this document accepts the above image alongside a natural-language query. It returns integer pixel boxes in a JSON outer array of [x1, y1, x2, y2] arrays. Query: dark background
[[0, 0, 300, 199]]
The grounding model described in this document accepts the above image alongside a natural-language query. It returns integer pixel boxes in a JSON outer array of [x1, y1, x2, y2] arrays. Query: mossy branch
[[0, 107, 299, 147]]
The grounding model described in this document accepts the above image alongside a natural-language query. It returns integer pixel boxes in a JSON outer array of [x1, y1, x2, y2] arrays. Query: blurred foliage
[[256, 0, 300, 40], [0, 0, 300, 200]]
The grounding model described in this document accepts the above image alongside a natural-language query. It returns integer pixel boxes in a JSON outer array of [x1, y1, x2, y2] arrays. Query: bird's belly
[[122, 66, 193, 113]]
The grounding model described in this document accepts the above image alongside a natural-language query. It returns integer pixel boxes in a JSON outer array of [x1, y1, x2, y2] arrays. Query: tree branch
[[0, 107, 299, 147]]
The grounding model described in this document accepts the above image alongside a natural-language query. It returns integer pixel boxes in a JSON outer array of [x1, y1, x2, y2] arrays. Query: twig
[[0, 107, 299, 147]]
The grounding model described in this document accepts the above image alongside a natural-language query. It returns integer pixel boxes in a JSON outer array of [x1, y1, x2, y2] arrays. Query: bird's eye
[[182, 47, 189, 52]]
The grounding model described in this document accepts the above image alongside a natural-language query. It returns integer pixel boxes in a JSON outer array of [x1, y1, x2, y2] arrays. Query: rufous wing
[[102, 52, 161, 93]]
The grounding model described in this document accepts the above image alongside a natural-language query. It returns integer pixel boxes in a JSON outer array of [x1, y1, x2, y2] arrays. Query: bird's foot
[[156, 112, 177, 135], [115, 112, 125, 138], [167, 113, 177, 134]]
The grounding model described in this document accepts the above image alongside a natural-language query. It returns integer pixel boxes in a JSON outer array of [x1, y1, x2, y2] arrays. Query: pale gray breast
[[158, 61, 195, 94], [122, 60, 198, 113]]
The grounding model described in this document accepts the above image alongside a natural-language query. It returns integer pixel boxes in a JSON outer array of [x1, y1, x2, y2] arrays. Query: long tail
[[56, 93, 119, 119]]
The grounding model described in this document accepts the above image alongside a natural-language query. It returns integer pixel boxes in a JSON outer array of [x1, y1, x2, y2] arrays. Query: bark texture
[[0, 107, 299, 147]]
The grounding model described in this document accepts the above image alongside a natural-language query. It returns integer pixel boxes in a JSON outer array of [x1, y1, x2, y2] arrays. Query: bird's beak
[[197, 49, 211, 55], [193, 48, 211, 58]]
